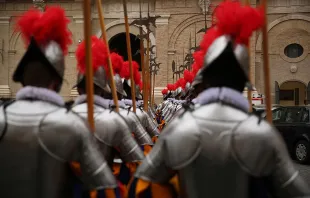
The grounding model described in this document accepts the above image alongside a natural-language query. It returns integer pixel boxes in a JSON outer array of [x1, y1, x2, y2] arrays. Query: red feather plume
[[215, 1, 264, 46], [120, 61, 130, 79], [138, 81, 143, 91], [184, 69, 194, 83], [134, 71, 141, 85], [76, 36, 108, 74], [200, 1, 264, 56], [120, 61, 141, 84], [193, 50, 205, 69], [178, 78, 186, 89], [199, 27, 222, 60], [235, 6, 264, 45], [16, 6, 72, 54], [172, 84, 177, 91], [175, 79, 181, 88], [132, 61, 141, 84], [162, 89, 168, 95], [167, 84, 174, 91], [110, 53, 124, 75]]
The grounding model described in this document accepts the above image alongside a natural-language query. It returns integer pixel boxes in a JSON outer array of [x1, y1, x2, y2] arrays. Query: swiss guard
[[120, 63, 159, 142], [0, 6, 118, 198], [72, 36, 145, 197], [130, 1, 310, 198], [119, 60, 153, 146], [72, 36, 145, 166]]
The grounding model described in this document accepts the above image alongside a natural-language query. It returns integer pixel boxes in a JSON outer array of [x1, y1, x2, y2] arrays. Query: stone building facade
[[0, 0, 309, 105]]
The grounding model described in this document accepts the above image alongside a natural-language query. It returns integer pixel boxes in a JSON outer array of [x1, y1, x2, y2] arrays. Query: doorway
[[108, 32, 141, 71], [279, 81, 306, 106]]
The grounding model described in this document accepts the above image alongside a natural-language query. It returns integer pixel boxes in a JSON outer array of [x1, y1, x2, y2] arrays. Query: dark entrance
[[109, 32, 141, 71]]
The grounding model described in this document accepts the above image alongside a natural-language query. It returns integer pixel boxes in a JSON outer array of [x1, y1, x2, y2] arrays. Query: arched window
[[284, 43, 304, 58]]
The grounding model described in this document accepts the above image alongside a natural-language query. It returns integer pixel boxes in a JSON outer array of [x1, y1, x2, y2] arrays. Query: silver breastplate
[[135, 108, 160, 137], [118, 108, 153, 145], [135, 103, 310, 197], [72, 103, 144, 165], [0, 100, 117, 198]]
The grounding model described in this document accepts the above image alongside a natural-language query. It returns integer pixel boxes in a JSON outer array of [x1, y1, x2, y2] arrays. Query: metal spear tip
[[197, 27, 208, 34], [33, 0, 45, 11]]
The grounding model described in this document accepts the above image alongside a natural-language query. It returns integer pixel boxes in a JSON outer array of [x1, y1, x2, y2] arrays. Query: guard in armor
[[130, 1, 310, 197], [108, 54, 153, 146], [121, 61, 157, 149], [120, 75, 159, 140], [119, 63, 159, 141], [71, 36, 145, 197], [0, 7, 118, 198], [72, 36, 145, 167], [160, 84, 175, 120]]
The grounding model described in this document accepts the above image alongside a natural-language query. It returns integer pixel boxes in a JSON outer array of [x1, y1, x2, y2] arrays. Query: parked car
[[252, 104, 281, 116], [253, 105, 310, 164]]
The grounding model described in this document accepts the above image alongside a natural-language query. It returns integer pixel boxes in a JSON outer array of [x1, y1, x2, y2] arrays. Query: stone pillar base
[[154, 86, 165, 104], [70, 88, 79, 98], [0, 85, 11, 98]]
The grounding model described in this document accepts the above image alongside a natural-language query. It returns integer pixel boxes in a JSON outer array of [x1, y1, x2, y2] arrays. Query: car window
[[284, 108, 302, 123], [301, 108, 309, 123], [253, 108, 264, 116], [272, 108, 285, 122]]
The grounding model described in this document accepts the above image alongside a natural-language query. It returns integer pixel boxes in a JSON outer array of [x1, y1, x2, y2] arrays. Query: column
[[69, 15, 85, 99], [154, 14, 170, 103], [0, 16, 12, 98]]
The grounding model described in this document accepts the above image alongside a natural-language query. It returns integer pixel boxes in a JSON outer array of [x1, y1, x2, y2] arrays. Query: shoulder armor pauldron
[[0, 106, 6, 142], [179, 101, 196, 117], [0, 100, 15, 142], [162, 112, 202, 169], [231, 115, 280, 176]]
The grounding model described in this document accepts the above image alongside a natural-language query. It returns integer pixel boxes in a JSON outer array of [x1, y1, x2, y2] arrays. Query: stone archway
[[109, 32, 142, 70], [255, 15, 310, 52], [279, 80, 307, 106], [96, 19, 156, 48], [254, 14, 310, 96]]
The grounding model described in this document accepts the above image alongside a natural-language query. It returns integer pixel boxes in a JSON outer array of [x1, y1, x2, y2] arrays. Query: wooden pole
[[145, 1, 150, 111], [244, 0, 252, 112], [261, 0, 272, 123], [97, 0, 119, 112], [204, 0, 207, 29], [152, 72, 155, 106], [83, 0, 95, 132], [122, 0, 137, 113], [144, 38, 150, 111], [139, 1, 147, 112], [146, 36, 152, 107]]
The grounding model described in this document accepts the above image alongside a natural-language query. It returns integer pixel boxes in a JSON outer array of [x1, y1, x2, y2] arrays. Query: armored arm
[[266, 128, 310, 197], [130, 138, 178, 198], [233, 116, 310, 197], [128, 112, 153, 145], [77, 124, 118, 190], [115, 114, 145, 162], [145, 112, 160, 137], [135, 138, 176, 183], [39, 109, 117, 190]]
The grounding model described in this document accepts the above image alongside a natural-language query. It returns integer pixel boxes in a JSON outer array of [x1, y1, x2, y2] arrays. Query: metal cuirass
[[134, 107, 160, 137], [0, 100, 117, 198], [118, 107, 153, 146], [135, 102, 310, 197], [72, 103, 145, 166]]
